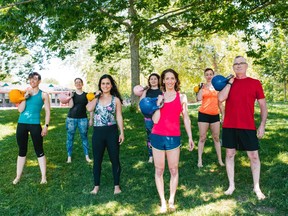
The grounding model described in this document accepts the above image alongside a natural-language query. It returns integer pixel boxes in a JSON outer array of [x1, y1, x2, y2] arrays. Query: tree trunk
[[129, 32, 140, 105], [284, 79, 287, 102], [212, 52, 218, 73]]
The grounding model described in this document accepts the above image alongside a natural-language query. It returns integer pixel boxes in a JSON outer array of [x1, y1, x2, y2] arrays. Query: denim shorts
[[150, 134, 181, 151]]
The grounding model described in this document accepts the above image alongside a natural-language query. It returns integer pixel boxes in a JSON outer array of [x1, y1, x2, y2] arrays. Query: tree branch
[[0, 0, 37, 10], [99, 8, 130, 28], [149, 3, 198, 22], [148, 2, 208, 32], [250, 0, 278, 14], [157, 19, 183, 32], [168, 29, 218, 39], [218, 55, 226, 65]]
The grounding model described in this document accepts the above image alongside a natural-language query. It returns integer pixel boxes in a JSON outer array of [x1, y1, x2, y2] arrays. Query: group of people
[[13, 73, 124, 195], [12, 55, 267, 213]]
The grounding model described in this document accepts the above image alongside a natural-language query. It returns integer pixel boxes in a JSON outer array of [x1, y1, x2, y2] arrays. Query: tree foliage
[[151, 32, 259, 97], [251, 28, 288, 102], [254, 29, 288, 81], [0, 0, 287, 103]]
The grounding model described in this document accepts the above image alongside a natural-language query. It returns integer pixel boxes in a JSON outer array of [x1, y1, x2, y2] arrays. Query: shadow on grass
[[0, 104, 287, 215]]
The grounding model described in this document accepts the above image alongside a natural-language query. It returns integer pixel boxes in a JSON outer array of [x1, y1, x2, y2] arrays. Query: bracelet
[[24, 93, 31, 100], [227, 82, 232, 86]]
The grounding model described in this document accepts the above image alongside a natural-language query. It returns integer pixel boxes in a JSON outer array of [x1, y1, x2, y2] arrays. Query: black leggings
[[16, 123, 44, 157], [92, 124, 121, 186]]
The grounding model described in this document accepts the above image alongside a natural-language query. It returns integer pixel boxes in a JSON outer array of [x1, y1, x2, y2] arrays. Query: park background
[[0, 104, 287, 215], [0, 1, 287, 215]]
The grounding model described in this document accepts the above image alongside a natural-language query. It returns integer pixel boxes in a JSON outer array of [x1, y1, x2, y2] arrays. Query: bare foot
[[148, 156, 153, 163], [12, 177, 20, 185], [168, 201, 176, 212], [67, 157, 72, 163], [86, 157, 92, 163], [197, 161, 203, 168], [219, 161, 225, 166], [254, 189, 266, 200], [40, 178, 47, 184], [114, 186, 122, 195], [90, 186, 99, 195], [224, 186, 235, 195], [159, 204, 167, 214]]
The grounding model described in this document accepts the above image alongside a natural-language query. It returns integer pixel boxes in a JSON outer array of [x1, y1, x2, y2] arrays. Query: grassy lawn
[[0, 103, 287, 216]]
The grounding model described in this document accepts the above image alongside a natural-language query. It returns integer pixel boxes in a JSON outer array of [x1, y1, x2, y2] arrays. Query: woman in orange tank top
[[196, 68, 225, 168]]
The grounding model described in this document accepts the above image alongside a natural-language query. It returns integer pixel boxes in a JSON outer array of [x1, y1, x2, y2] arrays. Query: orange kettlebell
[[8, 89, 26, 104]]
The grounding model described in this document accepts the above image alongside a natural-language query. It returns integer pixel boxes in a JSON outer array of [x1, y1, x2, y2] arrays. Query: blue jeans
[[66, 117, 90, 157], [144, 118, 153, 157]]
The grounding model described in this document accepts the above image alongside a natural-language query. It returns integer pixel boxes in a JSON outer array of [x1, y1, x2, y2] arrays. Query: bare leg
[[224, 149, 236, 195], [90, 186, 99, 194], [167, 147, 180, 211], [247, 151, 266, 200], [38, 156, 47, 184], [13, 156, 26, 184], [210, 122, 225, 166], [152, 148, 167, 213], [197, 122, 209, 167]]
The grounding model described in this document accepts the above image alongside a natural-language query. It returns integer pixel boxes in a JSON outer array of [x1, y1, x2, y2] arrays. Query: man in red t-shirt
[[218, 56, 268, 200]]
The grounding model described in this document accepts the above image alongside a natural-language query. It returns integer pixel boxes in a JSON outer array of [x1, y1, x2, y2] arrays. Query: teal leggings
[[66, 117, 89, 157]]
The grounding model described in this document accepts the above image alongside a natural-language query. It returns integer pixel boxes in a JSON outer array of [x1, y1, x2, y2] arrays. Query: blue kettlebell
[[139, 97, 163, 117], [212, 74, 234, 91]]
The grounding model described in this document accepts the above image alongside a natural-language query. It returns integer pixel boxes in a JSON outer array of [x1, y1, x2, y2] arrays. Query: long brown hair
[[160, 69, 181, 92], [147, 73, 160, 88], [98, 74, 123, 104]]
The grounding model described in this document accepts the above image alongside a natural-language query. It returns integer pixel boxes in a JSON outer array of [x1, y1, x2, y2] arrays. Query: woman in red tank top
[[150, 69, 195, 213]]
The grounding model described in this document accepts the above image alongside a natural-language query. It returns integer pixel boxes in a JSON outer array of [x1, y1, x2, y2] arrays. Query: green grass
[[0, 103, 287, 215]]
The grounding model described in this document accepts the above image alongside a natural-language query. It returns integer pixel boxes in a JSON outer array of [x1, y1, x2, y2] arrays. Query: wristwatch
[[45, 124, 49, 128]]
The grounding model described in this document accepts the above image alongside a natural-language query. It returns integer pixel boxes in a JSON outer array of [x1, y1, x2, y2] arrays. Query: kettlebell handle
[[143, 86, 149, 91], [226, 74, 234, 81], [150, 97, 164, 110]]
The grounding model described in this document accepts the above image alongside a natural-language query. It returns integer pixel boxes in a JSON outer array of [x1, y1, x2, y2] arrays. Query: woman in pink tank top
[[150, 69, 195, 213]]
